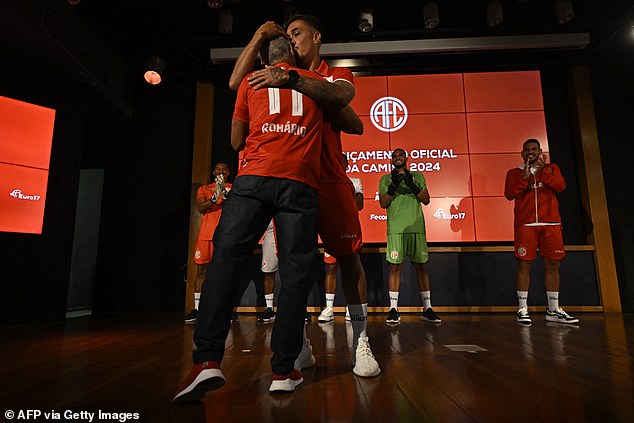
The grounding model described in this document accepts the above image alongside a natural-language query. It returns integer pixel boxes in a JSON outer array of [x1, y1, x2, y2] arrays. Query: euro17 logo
[[370, 96, 408, 132]]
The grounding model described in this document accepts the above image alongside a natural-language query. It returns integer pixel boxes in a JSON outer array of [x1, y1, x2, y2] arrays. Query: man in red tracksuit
[[504, 138, 579, 325]]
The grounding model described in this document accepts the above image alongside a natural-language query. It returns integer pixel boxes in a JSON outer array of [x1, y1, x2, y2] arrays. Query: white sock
[[265, 293, 274, 309], [517, 291, 528, 309], [348, 303, 368, 347], [194, 292, 201, 310], [546, 291, 559, 311], [325, 293, 335, 308], [389, 291, 399, 310], [421, 291, 431, 310]]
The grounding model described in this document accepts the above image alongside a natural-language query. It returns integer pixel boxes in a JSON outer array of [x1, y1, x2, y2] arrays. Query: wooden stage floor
[[1, 312, 632, 422]]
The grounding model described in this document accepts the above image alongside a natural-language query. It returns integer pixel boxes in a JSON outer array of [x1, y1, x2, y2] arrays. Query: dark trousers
[[193, 175, 318, 375]]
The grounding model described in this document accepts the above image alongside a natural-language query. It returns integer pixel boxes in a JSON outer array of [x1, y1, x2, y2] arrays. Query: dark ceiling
[[1, 0, 632, 116]]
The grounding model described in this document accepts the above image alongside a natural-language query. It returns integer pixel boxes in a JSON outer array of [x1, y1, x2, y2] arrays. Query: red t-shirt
[[233, 62, 323, 190], [196, 182, 231, 240], [313, 60, 354, 184]]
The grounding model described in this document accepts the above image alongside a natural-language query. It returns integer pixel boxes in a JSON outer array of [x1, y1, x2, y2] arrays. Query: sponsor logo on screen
[[370, 96, 408, 132], [432, 208, 465, 220], [9, 189, 41, 201]]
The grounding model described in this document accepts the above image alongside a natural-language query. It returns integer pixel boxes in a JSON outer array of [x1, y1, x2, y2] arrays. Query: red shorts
[[318, 182, 363, 257], [194, 239, 213, 265], [323, 252, 337, 265], [514, 225, 565, 261]]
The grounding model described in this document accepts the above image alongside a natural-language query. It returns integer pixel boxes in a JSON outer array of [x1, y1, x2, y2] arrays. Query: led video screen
[[342, 71, 549, 243], [0, 95, 55, 234]]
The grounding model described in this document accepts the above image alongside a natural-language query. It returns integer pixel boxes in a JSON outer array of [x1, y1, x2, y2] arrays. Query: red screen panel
[[0, 95, 55, 170], [388, 74, 465, 114], [0, 163, 48, 234], [0, 96, 54, 234], [340, 70, 546, 244], [464, 71, 544, 112], [423, 197, 476, 242], [473, 197, 515, 241], [467, 111, 548, 154]]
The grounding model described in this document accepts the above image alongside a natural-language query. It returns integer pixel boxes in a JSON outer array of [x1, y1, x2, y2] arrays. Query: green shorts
[[386, 233, 429, 264]]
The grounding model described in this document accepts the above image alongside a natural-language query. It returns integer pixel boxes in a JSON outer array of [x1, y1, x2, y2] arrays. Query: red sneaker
[[173, 361, 225, 403], [269, 369, 303, 393]]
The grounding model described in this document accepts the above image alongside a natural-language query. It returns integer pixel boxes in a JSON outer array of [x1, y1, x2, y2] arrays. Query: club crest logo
[[195, 250, 201, 260], [390, 250, 399, 260], [370, 96, 408, 132], [517, 247, 527, 257]]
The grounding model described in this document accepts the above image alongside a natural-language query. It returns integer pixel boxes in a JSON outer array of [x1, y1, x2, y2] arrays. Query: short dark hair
[[392, 148, 407, 158], [285, 14, 323, 34], [259, 35, 291, 66], [523, 138, 541, 149]]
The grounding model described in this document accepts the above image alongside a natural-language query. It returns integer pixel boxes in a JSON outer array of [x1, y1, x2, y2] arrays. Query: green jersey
[[379, 171, 427, 235]]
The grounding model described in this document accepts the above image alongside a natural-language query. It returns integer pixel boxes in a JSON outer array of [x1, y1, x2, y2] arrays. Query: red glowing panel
[[467, 111, 548, 154], [0, 95, 55, 169], [473, 197, 514, 241], [0, 163, 48, 234], [390, 114, 469, 154], [414, 155, 471, 198], [388, 74, 465, 114], [469, 153, 519, 197], [357, 200, 388, 244], [349, 76, 388, 117], [423, 197, 476, 242], [464, 71, 544, 112]]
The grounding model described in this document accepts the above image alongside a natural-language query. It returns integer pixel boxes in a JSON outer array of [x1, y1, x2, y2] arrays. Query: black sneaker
[[305, 313, 312, 323], [184, 309, 198, 324], [231, 310, 239, 323], [257, 307, 276, 323], [386, 308, 400, 324], [422, 307, 441, 323]]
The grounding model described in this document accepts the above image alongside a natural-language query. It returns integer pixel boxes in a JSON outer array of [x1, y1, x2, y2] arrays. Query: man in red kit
[[184, 162, 231, 324], [230, 15, 380, 378], [174, 36, 323, 403], [504, 138, 579, 325]]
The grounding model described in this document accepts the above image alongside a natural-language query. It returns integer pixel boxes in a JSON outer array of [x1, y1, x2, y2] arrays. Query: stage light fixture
[[487, 0, 503, 27], [358, 8, 373, 32], [218, 9, 233, 34], [555, 0, 574, 24], [143, 54, 165, 85], [207, 0, 223, 9], [424, 2, 440, 29], [67, 0, 81, 5]]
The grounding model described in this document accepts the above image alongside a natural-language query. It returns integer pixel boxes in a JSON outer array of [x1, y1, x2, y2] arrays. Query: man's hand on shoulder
[[248, 67, 289, 90]]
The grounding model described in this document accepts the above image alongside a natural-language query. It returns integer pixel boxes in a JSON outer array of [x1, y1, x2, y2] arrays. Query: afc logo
[[370, 96, 408, 132]]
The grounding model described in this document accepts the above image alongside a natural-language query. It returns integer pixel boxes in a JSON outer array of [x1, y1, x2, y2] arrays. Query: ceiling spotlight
[[555, 0, 574, 24], [424, 2, 440, 29], [143, 54, 165, 85], [218, 9, 233, 34], [487, 0, 503, 27], [207, 0, 223, 8], [358, 8, 373, 32], [67, 0, 81, 5]]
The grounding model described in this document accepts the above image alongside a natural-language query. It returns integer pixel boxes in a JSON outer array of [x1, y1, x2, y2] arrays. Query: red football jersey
[[313, 60, 355, 184], [233, 62, 323, 189], [196, 182, 231, 240]]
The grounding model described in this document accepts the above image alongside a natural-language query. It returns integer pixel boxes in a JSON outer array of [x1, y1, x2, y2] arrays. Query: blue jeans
[[193, 175, 318, 375]]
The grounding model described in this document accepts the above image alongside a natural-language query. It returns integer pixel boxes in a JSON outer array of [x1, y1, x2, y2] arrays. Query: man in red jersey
[[504, 138, 578, 326], [184, 162, 231, 324], [229, 15, 380, 378], [174, 36, 324, 403]]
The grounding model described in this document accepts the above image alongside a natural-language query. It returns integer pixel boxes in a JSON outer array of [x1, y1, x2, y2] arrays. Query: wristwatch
[[288, 69, 299, 87]]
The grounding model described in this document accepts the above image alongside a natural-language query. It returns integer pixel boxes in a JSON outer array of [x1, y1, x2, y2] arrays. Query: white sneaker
[[269, 369, 303, 393], [318, 306, 334, 322], [545, 307, 579, 324], [352, 336, 381, 377], [516, 307, 532, 324], [294, 339, 316, 369]]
